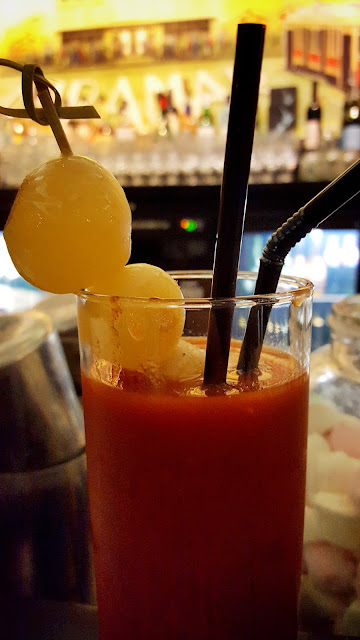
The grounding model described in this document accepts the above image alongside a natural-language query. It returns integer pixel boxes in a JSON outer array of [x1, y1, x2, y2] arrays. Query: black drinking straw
[[203, 23, 265, 385], [238, 156, 360, 375]]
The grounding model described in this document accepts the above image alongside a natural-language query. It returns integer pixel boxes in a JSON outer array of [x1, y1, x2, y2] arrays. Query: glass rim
[[78, 270, 314, 306]]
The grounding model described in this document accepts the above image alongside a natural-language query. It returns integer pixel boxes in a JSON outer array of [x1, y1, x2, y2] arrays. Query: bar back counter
[[1, 182, 359, 290]]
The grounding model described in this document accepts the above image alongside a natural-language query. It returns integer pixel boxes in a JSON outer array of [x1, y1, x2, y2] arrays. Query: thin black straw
[[204, 23, 265, 385], [238, 155, 360, 374]]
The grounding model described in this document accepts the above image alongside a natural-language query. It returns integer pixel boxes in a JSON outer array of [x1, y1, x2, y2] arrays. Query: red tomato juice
[[82, 344, 309, 640]]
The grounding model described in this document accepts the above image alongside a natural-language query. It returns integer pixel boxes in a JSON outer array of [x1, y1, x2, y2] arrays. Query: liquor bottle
[[197, 99, 215, 139], [114, 99, 136, 143], [166, 91, 180, 137], [303, 81, 321, 151], [180, 79, 196, 135], [180, 104, 196, 134], [340, 78, 360, 151], [156, 93, 170, 138]]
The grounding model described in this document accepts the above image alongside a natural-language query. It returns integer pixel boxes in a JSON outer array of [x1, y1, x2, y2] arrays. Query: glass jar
[[300, 294, 360, 636]]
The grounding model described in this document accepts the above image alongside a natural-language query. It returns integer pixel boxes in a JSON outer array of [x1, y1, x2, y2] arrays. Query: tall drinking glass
[[77, 271, 313, 640]]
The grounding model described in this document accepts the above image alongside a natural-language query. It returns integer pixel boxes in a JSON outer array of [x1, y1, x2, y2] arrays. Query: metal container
[[0, 310, 94, 603]]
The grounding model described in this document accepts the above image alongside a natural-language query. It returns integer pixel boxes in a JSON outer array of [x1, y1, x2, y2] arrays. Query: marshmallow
[[312, 492, 360, 551], [300, 575, 349, 624], [306, 433, 330, 502], [317, 451, 360, 495], [302, 395, 360, 631], [303, 505, 320, 544], [349, 467, 360, 508], [329, 420, 360, 459], [341, 599, 360, 636], [308, 396, 343, 435], [303, 540, 356, 594], [308, 432, 331, 457]]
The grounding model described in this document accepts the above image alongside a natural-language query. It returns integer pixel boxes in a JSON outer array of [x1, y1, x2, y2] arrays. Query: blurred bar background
[[0, 0, 359, 350]]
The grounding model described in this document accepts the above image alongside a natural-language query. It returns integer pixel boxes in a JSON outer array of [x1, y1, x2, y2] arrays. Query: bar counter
[[1, 182, 360, 232]]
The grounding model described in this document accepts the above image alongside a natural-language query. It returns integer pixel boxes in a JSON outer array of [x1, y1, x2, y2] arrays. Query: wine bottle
[[304, 81, 321, 151], [341, 78, 360, 151]]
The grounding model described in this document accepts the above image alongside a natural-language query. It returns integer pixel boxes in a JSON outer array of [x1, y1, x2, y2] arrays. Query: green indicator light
[[188, 220, 198, 232]]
